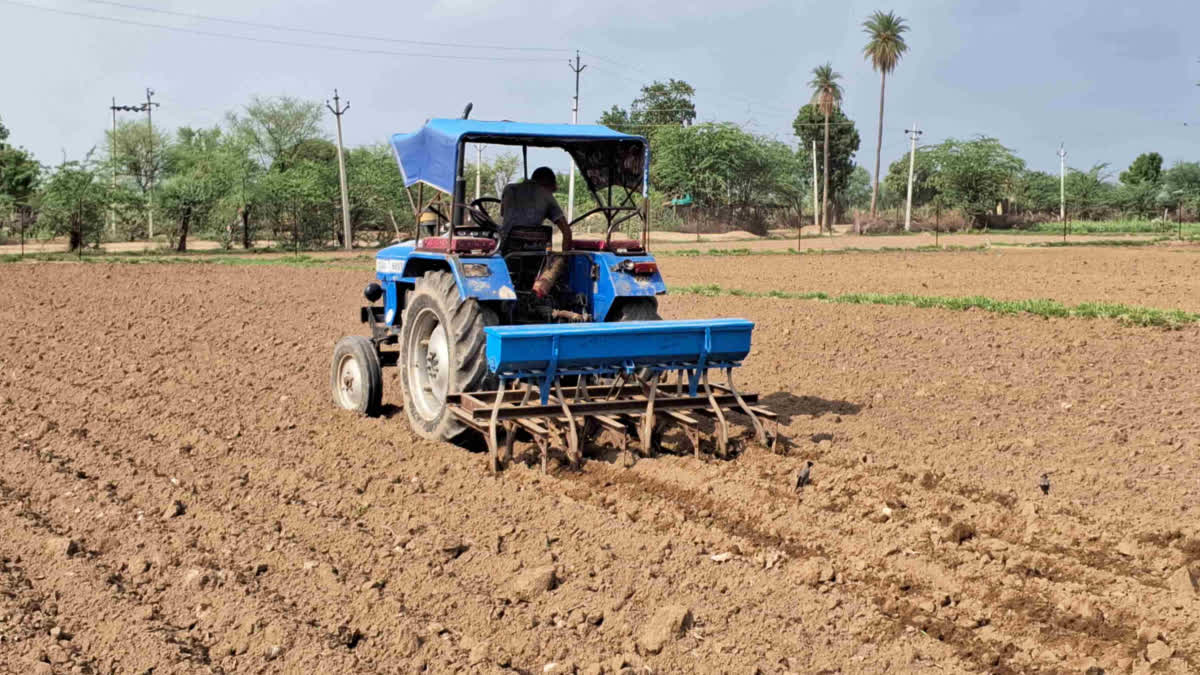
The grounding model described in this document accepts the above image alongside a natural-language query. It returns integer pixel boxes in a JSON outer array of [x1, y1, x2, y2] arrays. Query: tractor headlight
[[363, 282, 383, 302], [463, 264, 491, 278]]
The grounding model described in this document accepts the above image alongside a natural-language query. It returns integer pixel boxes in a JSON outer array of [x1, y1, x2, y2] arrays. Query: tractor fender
[[584, 251, 667, 322], [375, 244, 516, 326]]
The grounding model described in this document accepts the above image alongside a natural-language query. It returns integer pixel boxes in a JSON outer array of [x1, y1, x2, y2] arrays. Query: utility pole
[[904, 123, 922, 233], [811, 140, 819, 233], [1058, 143, 1067, 228], [144, 88, 159, 239], [109, 97, 117, 236], [111, 93, 158, 241], [567, 50, 586, 223], [327, 89, 353, 250]]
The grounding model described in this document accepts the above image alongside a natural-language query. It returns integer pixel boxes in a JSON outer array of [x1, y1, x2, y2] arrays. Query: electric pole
[[811, 140, 819, 233], [327, 89, 353, 250], [111, 93, 158, 241], [1058, 143, 1067, 225], [904, 123, 922, 233], [109, 97, 117, 236], [567, 50, 586, 223], [144, 88, 159, 239]]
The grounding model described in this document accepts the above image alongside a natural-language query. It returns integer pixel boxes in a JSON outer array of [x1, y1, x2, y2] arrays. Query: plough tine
[[554, 378, 581, 469], [487, 384, 505, 473], [638, 376, 657, 457], [725, 367, 770, 448], [702, 369, 729, 458]]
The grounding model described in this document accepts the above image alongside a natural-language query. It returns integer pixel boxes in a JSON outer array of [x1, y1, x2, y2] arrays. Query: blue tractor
[[332, 118, 778, 470]]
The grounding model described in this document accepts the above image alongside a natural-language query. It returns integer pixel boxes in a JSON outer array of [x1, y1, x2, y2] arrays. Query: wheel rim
[[335, 353, 363, 409], [407, 307, 450, 422]]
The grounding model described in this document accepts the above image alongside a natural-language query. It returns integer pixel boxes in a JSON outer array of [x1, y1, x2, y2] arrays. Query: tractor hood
[[389, 119, 648, 196]]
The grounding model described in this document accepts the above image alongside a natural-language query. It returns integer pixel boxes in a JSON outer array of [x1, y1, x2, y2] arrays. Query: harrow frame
[[446, 364, 780, 472]]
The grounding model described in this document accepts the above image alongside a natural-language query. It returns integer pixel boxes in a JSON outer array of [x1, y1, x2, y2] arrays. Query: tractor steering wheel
[[468, 197, 502, 229]]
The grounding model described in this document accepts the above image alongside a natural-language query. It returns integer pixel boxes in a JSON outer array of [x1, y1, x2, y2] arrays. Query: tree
[[1120, 152, 1163, 186], [808, 63, 844, 231], [158, 126, 238, 251], [227, 96, 326, 171], [1011, 170, 1059, 215], [598, 79, 696, 137], [0, 116, 41, 227], [793, 104, 860, 223], [862, 10, 909, 218], [106, 119, 170, 237], [1161, 161, 1200, 214], [1064, 163, 1115, 219], [882, 145, 938, 211], [839, 166, 872, 211], [38, 155, 107, 251], [925, 137, 1024, 224]]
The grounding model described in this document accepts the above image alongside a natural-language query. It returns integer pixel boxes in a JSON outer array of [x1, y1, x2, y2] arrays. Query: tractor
[[332, 118, 779, 471]]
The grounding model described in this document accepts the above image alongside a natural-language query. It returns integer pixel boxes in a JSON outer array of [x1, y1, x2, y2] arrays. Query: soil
[[664, 246, 1200, 312], [1, 259, 1199, 674]]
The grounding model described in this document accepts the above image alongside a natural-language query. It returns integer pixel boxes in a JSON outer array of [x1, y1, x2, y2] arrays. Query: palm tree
[[862, 10, 909, 219], [808, 63, 843, 232]]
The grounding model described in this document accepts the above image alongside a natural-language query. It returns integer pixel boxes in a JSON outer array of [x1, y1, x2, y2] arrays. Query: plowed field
[[2, 253, 1198, 674]]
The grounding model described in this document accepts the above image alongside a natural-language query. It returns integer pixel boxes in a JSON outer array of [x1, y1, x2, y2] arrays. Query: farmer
[[500, 166, 572, 252]]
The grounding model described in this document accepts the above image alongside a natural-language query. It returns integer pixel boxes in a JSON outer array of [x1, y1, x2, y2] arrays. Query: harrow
[[445, 319, 781, 472]]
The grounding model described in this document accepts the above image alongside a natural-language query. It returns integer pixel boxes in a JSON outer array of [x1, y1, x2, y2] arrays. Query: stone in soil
[[510, 566, 557, 602], [637, 604, 692, 655]]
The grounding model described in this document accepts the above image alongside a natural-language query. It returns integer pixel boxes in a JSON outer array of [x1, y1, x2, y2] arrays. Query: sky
[[1, 0, 1198, 179]]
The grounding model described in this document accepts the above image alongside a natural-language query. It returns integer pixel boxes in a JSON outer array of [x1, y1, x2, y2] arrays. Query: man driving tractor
[[500, 166, 572, 252]]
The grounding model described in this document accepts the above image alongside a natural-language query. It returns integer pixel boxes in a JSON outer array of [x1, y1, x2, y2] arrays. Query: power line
[[0, 0, 562, 62], [74, 0, 569, 53]]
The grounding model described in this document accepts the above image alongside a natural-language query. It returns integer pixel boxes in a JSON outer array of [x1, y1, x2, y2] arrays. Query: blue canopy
[[390, 119, 647, 196]]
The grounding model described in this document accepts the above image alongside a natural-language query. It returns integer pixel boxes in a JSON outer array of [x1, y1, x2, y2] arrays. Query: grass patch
[[1027, 220, 1200, 235], [673, 285, 1200, 328], [0, 250, 373, 268]]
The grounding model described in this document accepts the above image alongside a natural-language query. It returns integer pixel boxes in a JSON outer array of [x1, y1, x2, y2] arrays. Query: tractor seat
[[571, 238, 644, 253], [416, 236, 496, 254]]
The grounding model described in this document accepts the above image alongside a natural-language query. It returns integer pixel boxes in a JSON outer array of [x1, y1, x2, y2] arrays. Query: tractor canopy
[[389, 119, 648, 197]]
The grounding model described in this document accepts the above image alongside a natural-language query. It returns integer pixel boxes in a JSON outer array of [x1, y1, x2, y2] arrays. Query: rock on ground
[[637, 605, 692, 655]]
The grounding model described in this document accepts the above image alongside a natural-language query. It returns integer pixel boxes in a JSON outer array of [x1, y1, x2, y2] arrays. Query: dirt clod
[[511, 566, 557, 602], [636, 605, 692, 655], [942, 521, 976, 545], [46, 537, 79, 558]]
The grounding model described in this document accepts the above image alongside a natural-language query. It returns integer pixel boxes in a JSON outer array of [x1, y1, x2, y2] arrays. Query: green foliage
[[106, 119, 170, 198], [1161, 161, 1200, 209], [807, 63, 844, 116], [1011, 170, 1058, 214], [924, 137, 1024, 222], [37, 155, 108, 250], [1064, 163, 1115, 218], [882, 146, 938, 209], [227, 96, 326, 171], [792, 105, 860, 211], [652, 123, 806, 210], [1120, 152, 1163, 185], [158, 127, 239, 251], [840, 166, 872, 210], [598, 79, 696, 136], [862, 11, 909, 75], [347, 143, 411, 243]]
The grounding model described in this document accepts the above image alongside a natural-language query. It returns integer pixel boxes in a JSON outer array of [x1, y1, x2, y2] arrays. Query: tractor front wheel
[[399, 270, 496, 442], [331, 335, 383, 416]]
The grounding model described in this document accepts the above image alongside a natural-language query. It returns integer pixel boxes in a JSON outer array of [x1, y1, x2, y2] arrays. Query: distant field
[[1027, 219, 1200, 235]]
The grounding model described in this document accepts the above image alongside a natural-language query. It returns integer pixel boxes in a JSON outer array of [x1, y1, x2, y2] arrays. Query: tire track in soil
[[553, 448, 1186, 673]]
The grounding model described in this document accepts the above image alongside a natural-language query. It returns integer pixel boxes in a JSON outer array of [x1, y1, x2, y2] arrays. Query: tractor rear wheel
[[611, 298, 662, 322], [331, 335, 383, 416], [399, 270, 497, 442]]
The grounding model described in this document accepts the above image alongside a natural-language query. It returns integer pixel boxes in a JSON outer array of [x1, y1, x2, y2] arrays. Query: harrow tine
[[725, 367, 769, 448], [487, 383, 505, 473], [702, 369, 729, 458], [554, 378, 581, 469], [637, 375, 658, 457]]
